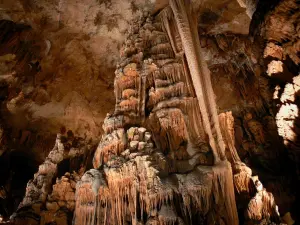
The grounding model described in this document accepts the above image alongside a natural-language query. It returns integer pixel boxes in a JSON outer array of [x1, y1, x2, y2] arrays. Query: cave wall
[[252, 0, 300, 221]]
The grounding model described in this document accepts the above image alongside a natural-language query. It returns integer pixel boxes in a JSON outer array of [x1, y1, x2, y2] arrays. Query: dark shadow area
[[249, 0, 282, 38], [0, 150, 39, 219], [286, 89, 300, 223], [260, 57, 300, 222]]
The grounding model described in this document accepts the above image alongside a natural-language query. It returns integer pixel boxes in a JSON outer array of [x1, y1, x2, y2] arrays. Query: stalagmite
[[0, 1, 297, 225], [10, 134, 65, 225], [73, 1, 240, 224], [9, 133, 91, 225], [219, 112, 281, 223]]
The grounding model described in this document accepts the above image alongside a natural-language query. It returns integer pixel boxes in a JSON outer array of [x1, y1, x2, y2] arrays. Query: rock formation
[[0, 0, 299, 224], [9, 133, 93, 225], [73, 1, 241, 223]]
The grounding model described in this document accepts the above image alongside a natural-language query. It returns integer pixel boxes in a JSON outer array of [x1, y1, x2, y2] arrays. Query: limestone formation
[[72, 1, 241, 224], [10, 134, 92, 225], [219, 112, 280, 224], [275, 76, 300, 179], [0, 0, 299, 224]]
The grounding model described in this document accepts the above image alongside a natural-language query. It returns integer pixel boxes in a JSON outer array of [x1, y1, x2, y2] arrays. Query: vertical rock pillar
[[169, 1, 239, 224], [169, 0, 226, 164]]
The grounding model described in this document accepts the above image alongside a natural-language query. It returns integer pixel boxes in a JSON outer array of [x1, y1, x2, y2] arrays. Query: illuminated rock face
[[71, 1, 281, 224], [73, 1, 241, 224], [1, 0, 299, 224], [0, 0, 260, 154], [255, 0, 300, 183]]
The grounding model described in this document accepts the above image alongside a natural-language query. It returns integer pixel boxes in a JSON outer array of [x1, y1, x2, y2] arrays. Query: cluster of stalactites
[[162, 0, 227, 163], [75, 159, 238, 225], [98, 5, 212, 167], [75, 1, 241, 225]]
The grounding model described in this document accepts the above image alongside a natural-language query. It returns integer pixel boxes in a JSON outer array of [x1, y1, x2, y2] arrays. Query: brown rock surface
[[0, 0, 299, 224]]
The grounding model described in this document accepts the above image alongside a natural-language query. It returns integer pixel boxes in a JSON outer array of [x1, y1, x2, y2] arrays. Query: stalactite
[[75, 155, 243, 225], [185, 99, 207, 147], [212, 161, 239, 225], [149, 82, 186, 106], [169, 0, 226, 163], [159, 7, 183, 56], [150, 43, 174, 57], [219, 112, 241, 163]]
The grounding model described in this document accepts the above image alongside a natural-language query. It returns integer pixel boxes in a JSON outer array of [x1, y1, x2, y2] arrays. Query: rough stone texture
[[0, 0, 263, 194], [0, 0, 258, 142], [249, 0, 300, 223], [73, 2, 241, 224], [0, 0, 147, 141], [0, 0, 299, 224], [72, 1, 288, 224], [8, 133, 93, 225], [198, 0, 258, 35], [219, 112, 281, 225], [41, 172, 80, 225]]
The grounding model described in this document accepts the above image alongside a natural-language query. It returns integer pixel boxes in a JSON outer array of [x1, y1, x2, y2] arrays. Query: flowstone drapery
[[1, 0, 297, 224], [219, 112, 280, 224], [74, 1, 239, 224]]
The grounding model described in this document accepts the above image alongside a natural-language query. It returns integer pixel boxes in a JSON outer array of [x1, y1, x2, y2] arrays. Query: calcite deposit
[[72, 2, 240, 223], [0, 0, 299, 224], [8, 133, 93, 225]]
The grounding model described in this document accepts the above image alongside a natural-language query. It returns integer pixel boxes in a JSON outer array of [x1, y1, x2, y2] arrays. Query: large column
[[169, 1, 239, 224], [169, 0, 226, 164]]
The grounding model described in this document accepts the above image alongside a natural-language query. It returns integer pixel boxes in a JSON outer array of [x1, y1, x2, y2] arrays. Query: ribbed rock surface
[[0, 0, 299, 224]]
